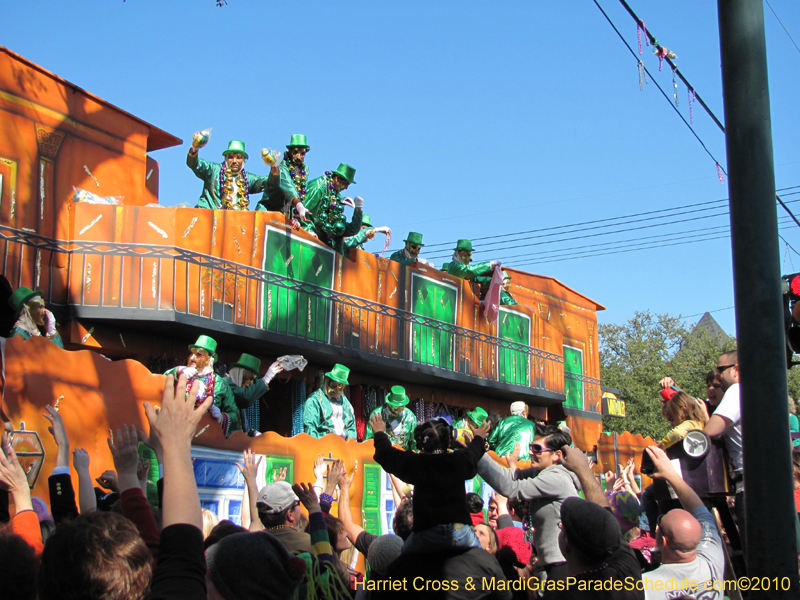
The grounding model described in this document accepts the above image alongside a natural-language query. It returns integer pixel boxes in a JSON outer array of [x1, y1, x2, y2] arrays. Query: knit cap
[[560, 497, 621, 560], [367, 534, 404, 575], [206, 531, 306, 600]]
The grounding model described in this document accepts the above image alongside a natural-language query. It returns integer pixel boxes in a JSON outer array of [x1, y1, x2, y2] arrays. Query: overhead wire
[[765, 0, 800, 57]]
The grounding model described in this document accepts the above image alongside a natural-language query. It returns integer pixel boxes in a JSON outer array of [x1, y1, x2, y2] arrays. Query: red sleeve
[[121, 488, 160, 560], [496, 525, 532, 566], [11, 510, 44, 556]]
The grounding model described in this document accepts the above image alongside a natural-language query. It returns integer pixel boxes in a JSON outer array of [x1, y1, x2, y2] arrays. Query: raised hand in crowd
[[325, 459, 346, 498], [95, 470, 120, 494], [138, 423, 164, 465], [143, 372, 209, 530], [109, 424, 143, 493], [272, 466, 287, 482], [469, 418, 491, 441], [313, 453, 326, 495], [369, 412, 386, 434], [294, 481, 321, 514], [603, 470, 616, 491], [137, 457, 150, 496], [504, 443, 521, 469], [0, 432, 32, 513], [659, 376, 676, 390], [645, 445, 702, 512], [42, 404, 69, 467], [73, 448, 97, 513], [236, 448, 262, 532], [560, 444, 609, 508]]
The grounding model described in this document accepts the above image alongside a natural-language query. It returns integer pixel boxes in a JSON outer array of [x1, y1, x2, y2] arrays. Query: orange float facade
[[0, 46, 633, 539]]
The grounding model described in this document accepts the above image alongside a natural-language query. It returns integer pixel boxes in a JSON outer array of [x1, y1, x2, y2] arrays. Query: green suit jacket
[[500, 290, 519, 306], [442, 261, 493, 282], [342, 228, 373, 259], [487, 415, 537, 461], [303, 388, 357, 440], [363, 405, 418, 450], [255, 162, 300, 212], [10, 327, 64, 349], [187, 154, 270, 210], [165, 368, 241, 437]]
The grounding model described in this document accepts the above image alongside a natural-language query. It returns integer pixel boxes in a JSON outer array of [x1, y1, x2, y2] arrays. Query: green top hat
[[325, 364, 350, 385], [231, 353, 261, 375], [332, 163, 357, 184], [466, 407, 489, 427], [287, 134, 310, 150], [361, 214, 372, 228], [222, 140, 249, 160], [8, 286, 43, 319], [404, 232, 424, 246], [454, 239, 474, 252], [385, 385, 409, 407], [189, 335, 218, 359]]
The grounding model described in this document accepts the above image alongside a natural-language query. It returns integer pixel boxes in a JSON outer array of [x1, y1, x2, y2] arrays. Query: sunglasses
[[328, 382, 345, 391], [529, 443, 555, 455], [407, 244, 421, 250], [715, 364, 736, 374]]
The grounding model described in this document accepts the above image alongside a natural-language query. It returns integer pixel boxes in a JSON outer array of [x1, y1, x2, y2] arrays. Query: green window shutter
[[362, 463, 383, 536]]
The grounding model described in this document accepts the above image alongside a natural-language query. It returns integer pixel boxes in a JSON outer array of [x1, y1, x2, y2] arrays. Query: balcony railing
[[1, 225, 568, 397]]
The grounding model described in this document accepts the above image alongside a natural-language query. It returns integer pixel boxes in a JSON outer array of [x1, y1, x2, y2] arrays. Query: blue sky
[[6, 0, 800, 336]]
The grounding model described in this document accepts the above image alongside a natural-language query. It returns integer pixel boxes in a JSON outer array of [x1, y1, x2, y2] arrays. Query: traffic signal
[[782, 272, 800, 368]]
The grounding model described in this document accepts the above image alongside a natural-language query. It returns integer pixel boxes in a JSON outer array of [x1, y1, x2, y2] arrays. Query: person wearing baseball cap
[[302, 364, 357, 440], [364, 385, 417, 450], [255, 481, 311, 554]]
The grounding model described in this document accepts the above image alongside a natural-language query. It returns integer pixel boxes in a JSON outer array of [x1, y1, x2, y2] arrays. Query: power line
[[765, 0, 800, 56]]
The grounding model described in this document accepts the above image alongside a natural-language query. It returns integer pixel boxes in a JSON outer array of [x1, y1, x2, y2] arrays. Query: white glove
[[374, 226, 391, 235], [44, 309, 57, 338], [263, 361, 284, 385], [418, 257, 434, 266], [340, 197, 355, 208], [294, 201, 309, 220], [353, 196, 364, 209], [175, 366, 198, 380], [208, 405, 222, 421], [490, 260, 502, 268]]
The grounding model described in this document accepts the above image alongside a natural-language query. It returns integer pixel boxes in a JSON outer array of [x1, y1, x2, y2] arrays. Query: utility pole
[[717, 0, 798, 596]]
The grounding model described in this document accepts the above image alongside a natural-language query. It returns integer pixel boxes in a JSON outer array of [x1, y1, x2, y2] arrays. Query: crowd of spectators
[[0, 347, 791, 599]]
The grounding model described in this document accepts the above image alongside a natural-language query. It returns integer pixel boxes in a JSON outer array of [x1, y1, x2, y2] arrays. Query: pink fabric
[[484, 266, 504, 326], [496, 526, 532, 566]]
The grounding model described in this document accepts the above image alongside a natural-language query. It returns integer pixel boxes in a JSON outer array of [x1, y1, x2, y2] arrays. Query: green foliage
[[599, 311, 736, 441]]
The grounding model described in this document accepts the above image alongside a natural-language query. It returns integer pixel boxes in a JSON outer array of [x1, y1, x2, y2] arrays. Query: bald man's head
[[658, 509, 702, 562]]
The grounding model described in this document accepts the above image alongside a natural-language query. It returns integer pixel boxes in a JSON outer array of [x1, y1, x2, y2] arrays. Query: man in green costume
[[186, 132, 270, 210], [165, 335, 241, 438], [303, 363, 357, 440], [487, 401, 537, 461], [441, 239, 500, 293], [342, 215, 391, 259], [8, 286, 64, 348], [227, 353, 284, 436], [500, 270, 519, 305], [255, 134, 312, 224], [452, 406, 491, 444], [390, 232, 434, 266], [301, 163, 364, 253], [363, 385, 418, 450]]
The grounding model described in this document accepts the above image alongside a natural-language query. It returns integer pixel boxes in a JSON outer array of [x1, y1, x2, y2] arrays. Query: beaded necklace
[[316, 171, 347, 237], [284, 152, 308, 201], [188, 371, 216, 408], [218, 164, 250, 210]]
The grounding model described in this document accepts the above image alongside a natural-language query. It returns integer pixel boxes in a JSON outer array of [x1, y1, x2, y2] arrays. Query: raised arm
[[235, 449, 263, 531], [72, 448, 97, 514], [559, 445, 608, 508], [337, 468, 365, 545]]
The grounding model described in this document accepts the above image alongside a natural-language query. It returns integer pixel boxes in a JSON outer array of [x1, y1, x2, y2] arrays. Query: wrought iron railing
[[565, 373, 603, 413], [0, 225, 567, 395]]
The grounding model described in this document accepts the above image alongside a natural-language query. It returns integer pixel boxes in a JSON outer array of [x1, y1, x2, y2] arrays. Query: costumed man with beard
[[390, 232, 434, 266], [255, 134, 312, 226], [303, 364, 357, 440], [441, 239, 499, 295], [500, 270, 518, 305], [226, 353, 284, 437], [8, 285, 63, 348], [363, 385, 418, 450], [186, 130, 270, 210], [301, 163, 363, 253], [488, 401, 537, 461], [165, 335, 241, 438]]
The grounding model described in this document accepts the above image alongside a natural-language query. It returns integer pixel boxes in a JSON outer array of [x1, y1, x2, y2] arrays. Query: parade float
[[0, 46, 651, 540]]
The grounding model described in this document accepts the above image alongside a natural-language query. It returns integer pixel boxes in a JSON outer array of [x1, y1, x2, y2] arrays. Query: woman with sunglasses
[[477, 424, 580, 584]]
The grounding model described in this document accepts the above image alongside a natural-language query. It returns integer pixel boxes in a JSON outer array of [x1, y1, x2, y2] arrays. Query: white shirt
[[713, 383, 743, 477]]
